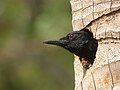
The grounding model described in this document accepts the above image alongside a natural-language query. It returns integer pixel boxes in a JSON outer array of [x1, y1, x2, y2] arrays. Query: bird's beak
[[44, 40, 68, 47]]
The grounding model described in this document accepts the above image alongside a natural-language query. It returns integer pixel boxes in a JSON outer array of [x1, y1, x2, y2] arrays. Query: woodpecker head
[[44, 28, 94, 56]]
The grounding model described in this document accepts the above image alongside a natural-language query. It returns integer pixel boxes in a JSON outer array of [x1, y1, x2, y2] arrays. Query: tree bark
[[70, 0, 120, 90]]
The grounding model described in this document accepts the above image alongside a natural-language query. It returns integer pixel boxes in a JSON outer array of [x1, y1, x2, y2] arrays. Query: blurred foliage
[[0, 0, 73, 90]]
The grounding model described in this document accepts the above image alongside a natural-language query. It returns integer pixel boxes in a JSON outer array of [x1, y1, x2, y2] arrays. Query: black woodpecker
[[44, 28, 98, 69]]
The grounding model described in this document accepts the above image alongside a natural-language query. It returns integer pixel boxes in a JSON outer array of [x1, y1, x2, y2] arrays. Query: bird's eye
[[69, 34, 74, 40]]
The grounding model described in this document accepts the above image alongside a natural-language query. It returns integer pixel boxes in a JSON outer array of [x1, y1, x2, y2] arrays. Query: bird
[[44, 28, 98, 70]]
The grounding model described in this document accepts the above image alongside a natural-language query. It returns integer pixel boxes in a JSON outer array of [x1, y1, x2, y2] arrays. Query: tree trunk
[[70, 0, 120, 90]]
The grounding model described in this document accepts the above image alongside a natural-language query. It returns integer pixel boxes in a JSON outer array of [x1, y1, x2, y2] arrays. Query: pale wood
[[70, 0, 120, 90]]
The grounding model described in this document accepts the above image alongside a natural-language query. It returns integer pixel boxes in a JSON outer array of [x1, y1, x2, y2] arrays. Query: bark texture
[[70, 0, 120, 90]]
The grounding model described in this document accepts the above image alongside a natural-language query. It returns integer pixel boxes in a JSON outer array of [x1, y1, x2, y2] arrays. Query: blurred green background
[[0, 0, 74, 90]]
